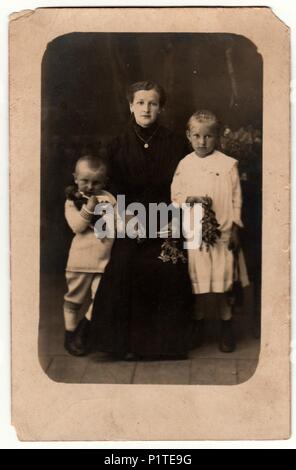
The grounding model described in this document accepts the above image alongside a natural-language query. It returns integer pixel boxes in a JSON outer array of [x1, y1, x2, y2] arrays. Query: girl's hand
[[186, 196, 203, 206], [186, 196, 213, 207], [86, 195, 98, 212], [228, 223, 240, 253]]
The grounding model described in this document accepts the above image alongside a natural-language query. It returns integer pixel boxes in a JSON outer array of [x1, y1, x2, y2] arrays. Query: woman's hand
[[228, 223, 240, 253], [86, 196, 98, 212]]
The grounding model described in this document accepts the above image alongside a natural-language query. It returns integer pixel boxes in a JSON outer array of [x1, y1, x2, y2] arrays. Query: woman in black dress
[[90, 81, 193, 360]]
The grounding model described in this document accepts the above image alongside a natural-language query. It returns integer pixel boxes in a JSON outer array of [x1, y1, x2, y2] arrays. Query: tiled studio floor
[[39, 274, 260, 385]]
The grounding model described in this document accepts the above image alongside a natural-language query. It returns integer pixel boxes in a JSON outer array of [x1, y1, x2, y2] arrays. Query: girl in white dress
[[171, 110, 249, 352]]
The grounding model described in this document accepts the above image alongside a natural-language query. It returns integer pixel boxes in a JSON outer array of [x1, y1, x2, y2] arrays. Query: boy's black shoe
[[73, 317, 91, 355], [219, 319, 236, 353], [64, 318, 91, 356], [64, 330, 86, 356]]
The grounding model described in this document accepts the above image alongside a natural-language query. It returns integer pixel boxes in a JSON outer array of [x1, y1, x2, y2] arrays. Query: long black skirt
[[90, 237, 194, 357]]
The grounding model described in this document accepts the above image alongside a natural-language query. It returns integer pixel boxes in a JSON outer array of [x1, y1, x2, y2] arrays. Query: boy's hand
[[86, 195, 98, 212], [228, 223, 240, 253]]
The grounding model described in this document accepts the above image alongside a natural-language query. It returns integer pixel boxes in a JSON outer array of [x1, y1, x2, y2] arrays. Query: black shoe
[[64, 317, 91, 357], [73, 317, 91, 355], [190, 319, 205, 349], [219, 319, 236, 353], [64, 330, 87, 356]]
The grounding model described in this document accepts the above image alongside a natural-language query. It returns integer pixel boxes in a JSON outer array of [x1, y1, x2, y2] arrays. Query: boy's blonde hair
[[74, 155, 108, 175], [187, 110, 220, 133]]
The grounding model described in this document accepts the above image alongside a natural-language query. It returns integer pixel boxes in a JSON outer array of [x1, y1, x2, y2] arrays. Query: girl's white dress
[[171, 150, 249, 294]]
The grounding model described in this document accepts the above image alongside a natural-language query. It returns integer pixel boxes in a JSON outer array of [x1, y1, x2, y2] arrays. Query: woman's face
[[130, 89, 161, 127]]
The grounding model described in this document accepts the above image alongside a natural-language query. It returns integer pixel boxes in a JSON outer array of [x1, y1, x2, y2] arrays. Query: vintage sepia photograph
[[39, 32, 262, 385], [10, 7, 289, 441]]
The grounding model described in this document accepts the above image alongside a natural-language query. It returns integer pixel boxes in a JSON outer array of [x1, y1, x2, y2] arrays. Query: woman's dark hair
[[126, 81, 166, 108]]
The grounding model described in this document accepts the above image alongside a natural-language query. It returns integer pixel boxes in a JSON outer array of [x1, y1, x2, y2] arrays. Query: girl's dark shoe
[[219, 319, 236, 353]]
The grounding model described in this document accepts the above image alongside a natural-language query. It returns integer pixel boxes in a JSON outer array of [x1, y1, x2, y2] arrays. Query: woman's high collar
[[130, 115, 160, 138]]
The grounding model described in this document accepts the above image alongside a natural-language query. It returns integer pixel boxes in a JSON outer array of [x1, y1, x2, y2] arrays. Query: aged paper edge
[[10, 7, 290, 441]]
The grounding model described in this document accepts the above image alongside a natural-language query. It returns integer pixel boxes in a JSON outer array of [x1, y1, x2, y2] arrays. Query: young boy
[[63, 155, 116, 356]]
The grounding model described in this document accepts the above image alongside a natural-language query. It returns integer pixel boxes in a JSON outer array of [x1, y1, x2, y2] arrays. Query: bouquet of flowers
[[65, 184, 85, 204], [158, 238, 187, 264], [199, 196, 221, 252]]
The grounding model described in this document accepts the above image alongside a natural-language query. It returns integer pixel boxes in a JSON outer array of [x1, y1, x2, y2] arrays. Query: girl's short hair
[[126, 81, 166, 108], [187, 110, 220, 133]]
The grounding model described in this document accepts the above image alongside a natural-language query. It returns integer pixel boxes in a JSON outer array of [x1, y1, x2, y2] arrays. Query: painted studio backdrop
[[40, 33, 262, 376]]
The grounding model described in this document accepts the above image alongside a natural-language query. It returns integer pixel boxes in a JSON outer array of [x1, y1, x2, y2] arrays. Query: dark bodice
[[106, 119, 188, 207]]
